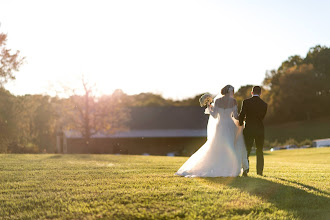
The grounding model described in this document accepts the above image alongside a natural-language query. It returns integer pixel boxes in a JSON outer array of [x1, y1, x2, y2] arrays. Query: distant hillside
[[265, 117, 330, 143]]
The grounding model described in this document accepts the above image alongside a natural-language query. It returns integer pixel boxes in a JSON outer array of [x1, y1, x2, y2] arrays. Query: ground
[[0, 148, 329, 219]]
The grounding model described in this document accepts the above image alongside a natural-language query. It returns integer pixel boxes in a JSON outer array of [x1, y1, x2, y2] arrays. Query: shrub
[[298, 139, 312, 147], [8, 142, 39, 153]]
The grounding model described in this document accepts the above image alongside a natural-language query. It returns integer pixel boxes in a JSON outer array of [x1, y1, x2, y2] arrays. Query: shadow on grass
[[204, 176, 330, 220], [46, 154, 122, 164], [47, 154, 94, 160], [272, 177, 330, 197], [48, 155, 63, 159], [248, 151, 271, 156]]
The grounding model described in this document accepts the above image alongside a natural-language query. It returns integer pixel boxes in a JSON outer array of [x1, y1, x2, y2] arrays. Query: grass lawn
[[0, 148, 329, 219]]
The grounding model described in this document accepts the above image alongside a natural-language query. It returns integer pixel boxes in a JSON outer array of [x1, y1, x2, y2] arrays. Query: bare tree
[[60, 77, 130, 147]]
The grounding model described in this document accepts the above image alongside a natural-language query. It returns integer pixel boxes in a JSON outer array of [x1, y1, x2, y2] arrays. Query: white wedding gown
[[175, 102, 248, 177]]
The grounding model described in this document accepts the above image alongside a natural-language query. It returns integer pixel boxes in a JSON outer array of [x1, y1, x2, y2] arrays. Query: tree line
[[0, 87, 199, 153], [1, 31, 329, 153]]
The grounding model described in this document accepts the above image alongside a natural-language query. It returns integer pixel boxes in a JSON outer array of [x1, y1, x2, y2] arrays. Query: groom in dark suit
[[239, 86, 268, 176]]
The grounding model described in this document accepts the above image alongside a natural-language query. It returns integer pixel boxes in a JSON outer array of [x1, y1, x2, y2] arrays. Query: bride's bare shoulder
[[215, 97, 238, 109]]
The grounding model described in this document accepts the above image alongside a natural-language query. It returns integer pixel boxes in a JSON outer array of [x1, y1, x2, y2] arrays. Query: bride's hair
[[221, 85, 234, 95]]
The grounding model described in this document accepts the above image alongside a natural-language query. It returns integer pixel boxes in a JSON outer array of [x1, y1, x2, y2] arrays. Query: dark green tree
[[263, 45, 330, 123]]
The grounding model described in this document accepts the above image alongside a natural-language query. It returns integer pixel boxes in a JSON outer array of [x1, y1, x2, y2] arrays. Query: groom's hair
[[252, 86, 262, 95]]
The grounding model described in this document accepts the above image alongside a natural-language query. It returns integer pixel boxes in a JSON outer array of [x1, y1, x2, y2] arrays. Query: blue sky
[[1, 0, 330, 99]]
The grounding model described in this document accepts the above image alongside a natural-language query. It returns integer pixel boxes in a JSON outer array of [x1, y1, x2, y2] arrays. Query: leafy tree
[[6, 94, 57, 153], [169, 94, 202, 107], [304, 45, 330, 98], [278, 55, 304, 73], [33, 96, 57, 152], [124, 92, 173, 107], [0, 88, 16, 152], [234, 85, 254, 111], [263, 45, 330, 123], [0, 31, 25, 152], [0, 33, 25, 86]]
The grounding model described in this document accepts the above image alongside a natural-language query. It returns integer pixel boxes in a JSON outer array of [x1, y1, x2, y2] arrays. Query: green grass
[[0, 148, 329, 219], [265, 116, 330, 143]]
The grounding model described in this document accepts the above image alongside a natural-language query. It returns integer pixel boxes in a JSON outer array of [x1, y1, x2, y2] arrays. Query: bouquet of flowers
[[199, 93, 213, 107]]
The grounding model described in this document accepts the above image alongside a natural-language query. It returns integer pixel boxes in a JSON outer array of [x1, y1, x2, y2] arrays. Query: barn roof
[[313, 138, 330, 142], [129, 106, 209, 130]]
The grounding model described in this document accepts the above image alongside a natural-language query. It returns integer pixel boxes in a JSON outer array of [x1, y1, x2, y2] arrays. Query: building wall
[[65, 137, 207, 156]]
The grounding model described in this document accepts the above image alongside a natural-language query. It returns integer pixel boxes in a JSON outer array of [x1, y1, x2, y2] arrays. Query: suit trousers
[[243, 132, 264, 175]]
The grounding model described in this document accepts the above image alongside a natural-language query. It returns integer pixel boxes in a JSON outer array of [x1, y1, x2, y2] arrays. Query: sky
[[1, 0, 330, 100]]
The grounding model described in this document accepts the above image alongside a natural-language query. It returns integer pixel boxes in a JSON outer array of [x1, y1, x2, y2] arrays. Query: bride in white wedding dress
[[175, 85, 249, 177]]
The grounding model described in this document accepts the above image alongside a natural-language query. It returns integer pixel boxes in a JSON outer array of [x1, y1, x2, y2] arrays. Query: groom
[[239, 86, 268, 176]]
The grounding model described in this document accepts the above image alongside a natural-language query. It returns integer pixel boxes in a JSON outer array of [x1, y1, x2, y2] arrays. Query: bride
[[175, 85, 249, 177]]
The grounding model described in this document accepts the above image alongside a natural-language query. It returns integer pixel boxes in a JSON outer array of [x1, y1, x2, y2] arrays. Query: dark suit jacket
[[239, 96, 267, 136]]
